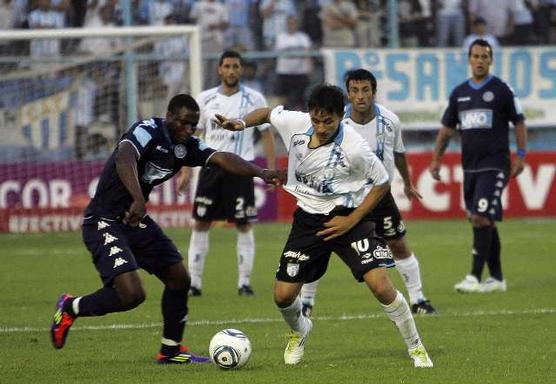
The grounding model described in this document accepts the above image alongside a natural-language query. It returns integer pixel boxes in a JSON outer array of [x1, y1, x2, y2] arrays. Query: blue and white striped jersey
[[196, 85, 269, 161], [269, 106, 389, 215]]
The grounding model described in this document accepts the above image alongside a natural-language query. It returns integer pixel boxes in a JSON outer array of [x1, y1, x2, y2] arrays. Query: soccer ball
[[209, 329, 252, 369]]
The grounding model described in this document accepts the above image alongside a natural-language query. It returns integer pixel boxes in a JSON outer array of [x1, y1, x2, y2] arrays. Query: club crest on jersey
[[196, 206, 207, 217], [174, 144, 187, 158], [482, 91, 495, 102], [286, 263, 299, 277]]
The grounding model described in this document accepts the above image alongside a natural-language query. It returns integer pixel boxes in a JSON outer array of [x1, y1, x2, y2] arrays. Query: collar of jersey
[[467, 74, 494, 90], [217, 84, 244, 97], [343, 103, 379, 123], [305, 123, 344, 148]]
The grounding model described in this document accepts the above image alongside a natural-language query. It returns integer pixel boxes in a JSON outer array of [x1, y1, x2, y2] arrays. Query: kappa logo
[[286, 263, 299, 277], [156, 145, 169, 153], [97, 221, 110, 230], [113, 257, 128, 269], [103, 233, 118, 245], [108, 246, 122, 257], [283, 251, 310, 261]]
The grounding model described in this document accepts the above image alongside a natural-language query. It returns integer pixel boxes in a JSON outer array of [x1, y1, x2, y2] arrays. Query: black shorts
[[276, 208, 394, 284], [367, 192, 407, 240], [464, 170, 508, 221], [82, 215, 182, 286], [192, 166, 256, 225]]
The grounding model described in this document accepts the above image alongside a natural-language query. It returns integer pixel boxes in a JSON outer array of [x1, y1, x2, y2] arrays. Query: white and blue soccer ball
[[209, 329, 252, 369]]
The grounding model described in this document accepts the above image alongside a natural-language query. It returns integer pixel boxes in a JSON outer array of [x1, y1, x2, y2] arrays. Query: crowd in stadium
[[1, 0, 555, 53]]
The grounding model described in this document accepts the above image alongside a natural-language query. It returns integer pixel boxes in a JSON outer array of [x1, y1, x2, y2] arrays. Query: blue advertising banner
[[321, 47, 556, 129]]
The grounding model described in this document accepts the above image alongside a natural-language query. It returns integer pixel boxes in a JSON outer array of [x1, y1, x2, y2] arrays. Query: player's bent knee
[[119, 287, 146, 310]]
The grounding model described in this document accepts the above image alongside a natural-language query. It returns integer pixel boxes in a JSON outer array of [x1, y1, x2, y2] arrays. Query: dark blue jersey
[[441, 75, 525, 172], [85, 117, 216, 219]]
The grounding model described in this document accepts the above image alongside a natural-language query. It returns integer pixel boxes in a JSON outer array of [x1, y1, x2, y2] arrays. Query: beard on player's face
[[222, 76, 239, 88]]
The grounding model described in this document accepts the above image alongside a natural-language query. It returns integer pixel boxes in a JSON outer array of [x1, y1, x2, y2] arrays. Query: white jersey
[[197, 85, 269, 161], [343, 103, 405, 181], [269, 106, 389, 215]]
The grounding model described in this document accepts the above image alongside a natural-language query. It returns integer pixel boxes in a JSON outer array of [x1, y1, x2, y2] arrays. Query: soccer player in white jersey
[[300, 69, 437, 316], [177, 51, 276, 297], [216, 85, 433, 368]]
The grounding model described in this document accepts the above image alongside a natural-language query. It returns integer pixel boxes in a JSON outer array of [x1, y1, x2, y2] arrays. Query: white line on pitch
[[2, 308, 555, 334]]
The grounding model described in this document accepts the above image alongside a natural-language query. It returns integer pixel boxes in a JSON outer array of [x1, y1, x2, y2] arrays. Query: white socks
[[237, 230, 255, 288], [381, 290, 421, 349], [278, 296, 311, 335], [300, 280, 320, 306], [188, 230, 209, 289], [395, 253, 425, 304]]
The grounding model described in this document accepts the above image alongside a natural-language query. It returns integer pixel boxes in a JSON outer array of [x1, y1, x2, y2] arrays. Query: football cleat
[[188, 286, 202, 297], [454, 274, 481, 293], [284, 318, 313, 365], [238, 285, 255, 296], [301, 303, 313, 318], [51, 294, 76, 349], [156, 345, 211, 364], [479, 277, 507, 293], [408, 344, 433, 368], [411, 300, 437, 315]]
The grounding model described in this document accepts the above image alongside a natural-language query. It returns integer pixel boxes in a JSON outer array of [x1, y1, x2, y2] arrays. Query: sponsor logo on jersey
[[174, 144, 187, 158], [283, 251, 310, 261], [113, 257, 128, 268], [293, 139, 306, 147], [156, 145, 169, 153], [141, 162, 173, 184], [457, 96, 471, 102], [286, 263, 299, 277], [459, 109, 493, 129], [482, 91, 495, 102]]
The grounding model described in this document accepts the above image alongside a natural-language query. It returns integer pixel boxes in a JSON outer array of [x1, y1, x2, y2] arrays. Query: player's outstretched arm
[[208, 152, 286, 185], [429, 126, 455, 181], [115, 142, 146, 227], [214, 107, 272, 131]]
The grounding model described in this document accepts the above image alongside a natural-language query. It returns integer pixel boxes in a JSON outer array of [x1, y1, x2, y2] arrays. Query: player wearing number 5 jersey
[[430, 39, 528, 293], [300, 69, 437, 316], [216, 85, 433, 368]]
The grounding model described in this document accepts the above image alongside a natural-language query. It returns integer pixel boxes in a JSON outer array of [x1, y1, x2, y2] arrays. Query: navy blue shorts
[[367, 192, 407, 240], [192, 166, 256, 225], [82, 215, 182, 286], [276, 208, 394, 284], [464, 170, 508, 221]]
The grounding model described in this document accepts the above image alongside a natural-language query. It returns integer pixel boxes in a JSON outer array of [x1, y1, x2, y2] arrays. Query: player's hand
[[260, 169, 287, 186], [511, 156, 525, 178], [404, 184, 422, 200], [317, 215, 357, 241], [429, 160, 441, 181], [214, 114, 245, 131], [176, 169, 191, 196], [123, 199, 146, 227]]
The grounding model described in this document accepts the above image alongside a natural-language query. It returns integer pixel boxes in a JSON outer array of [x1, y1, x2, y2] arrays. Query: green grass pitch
[[1, 219, 555, 383]]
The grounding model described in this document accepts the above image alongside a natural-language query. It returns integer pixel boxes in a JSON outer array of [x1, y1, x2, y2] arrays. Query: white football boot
[[454, 274, 481, 293], [408, 344, 434, 368], [284, 318, 313, 365], [479, 277, 507, 293]]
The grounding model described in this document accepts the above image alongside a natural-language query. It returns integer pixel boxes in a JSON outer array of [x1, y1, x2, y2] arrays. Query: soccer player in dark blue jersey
[[429, 39, 528, 293], [50, 94, 283, 363]]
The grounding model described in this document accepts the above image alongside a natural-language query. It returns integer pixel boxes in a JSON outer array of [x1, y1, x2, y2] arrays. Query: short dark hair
[[167, 94, 199, 115], [307, 85, 345, 116], [344, 69, 377, 94], [219, 50, 242, 66], [468, 38, 493, 58]]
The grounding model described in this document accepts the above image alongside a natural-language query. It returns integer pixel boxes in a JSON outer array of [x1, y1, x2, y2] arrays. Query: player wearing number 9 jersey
[[430, 39, 528, 293]]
